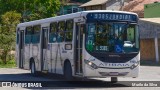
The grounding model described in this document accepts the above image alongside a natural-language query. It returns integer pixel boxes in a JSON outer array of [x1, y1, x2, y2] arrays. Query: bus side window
[[32, 25, 41, 44], [65, 20, 73, 42], [57, 21, 65, 42], [25, 26, 32, 44], [49, 22, 57, 43]]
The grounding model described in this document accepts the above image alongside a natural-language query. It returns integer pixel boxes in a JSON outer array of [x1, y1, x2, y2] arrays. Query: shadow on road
[[38, 73, 130, 88], [0, 73, 130, 89]]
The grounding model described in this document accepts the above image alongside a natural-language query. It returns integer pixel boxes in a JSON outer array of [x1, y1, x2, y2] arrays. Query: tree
[[0, 0, 61, 21], [0, 1, 61, 64], [0, 11, 21, 64], [22, 0, 61, 21]]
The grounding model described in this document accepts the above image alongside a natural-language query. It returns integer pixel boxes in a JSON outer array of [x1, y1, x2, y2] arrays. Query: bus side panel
[[55, 42, 74, 75], [16, 44, 19, 68], [29, 44, 33, 65], [55, 43, 63, 74], [47, 44, 57, 73], [50, 44, 58, 73], [32, 44, 41, 71], [37, 44, 41, 71], [15, 29, 19, 68], [23, 44, 30, 69], [46, 44, 52, 72], [47, 44, 51, 73]]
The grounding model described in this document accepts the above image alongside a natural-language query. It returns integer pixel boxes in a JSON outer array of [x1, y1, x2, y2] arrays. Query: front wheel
[[111, 77, 118, 83], [64, 62, 73, 81]]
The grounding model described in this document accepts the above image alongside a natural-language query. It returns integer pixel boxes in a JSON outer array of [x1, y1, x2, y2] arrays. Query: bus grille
[[99, 72, 129, 76]]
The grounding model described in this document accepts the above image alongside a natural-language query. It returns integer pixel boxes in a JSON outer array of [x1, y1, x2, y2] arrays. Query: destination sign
[[86, 13, 137, 22]]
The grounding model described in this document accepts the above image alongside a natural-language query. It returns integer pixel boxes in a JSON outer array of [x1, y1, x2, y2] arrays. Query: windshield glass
[[85, 22, 139, 53]]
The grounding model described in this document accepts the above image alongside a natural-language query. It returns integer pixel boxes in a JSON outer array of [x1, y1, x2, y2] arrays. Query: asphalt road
[[0, 66, 160, 89]]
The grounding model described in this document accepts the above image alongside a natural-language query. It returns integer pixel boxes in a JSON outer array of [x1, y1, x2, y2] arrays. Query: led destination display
[[86, 13, 138, 22]]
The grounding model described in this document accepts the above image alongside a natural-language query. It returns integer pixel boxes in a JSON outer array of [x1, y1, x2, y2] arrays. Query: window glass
[[49, 22, 57, 43], [57, 21, 65, 42], [127, 25, 135, 42], [33, 25, 41, 35], [67, 9, 72, 14], [73, 8, 78, 13], [65, 20, 73, 42], [26, 27, 32, 35], [32, 25, 41, 44], [86, 23, 139, 53], [25, 26, 32, 44]]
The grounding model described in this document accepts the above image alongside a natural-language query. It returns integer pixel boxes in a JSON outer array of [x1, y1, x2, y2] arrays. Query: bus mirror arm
[[83, 16, 86, 20]]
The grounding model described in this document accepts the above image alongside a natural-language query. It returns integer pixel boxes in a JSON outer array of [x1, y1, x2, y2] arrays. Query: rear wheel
[[64, 62, 73, 81], [31, 61, 37, 76], [111, 77, 118, 83]]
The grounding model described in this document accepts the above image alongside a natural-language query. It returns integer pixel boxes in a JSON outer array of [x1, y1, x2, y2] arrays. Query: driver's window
[[127, 25, 135, 42]]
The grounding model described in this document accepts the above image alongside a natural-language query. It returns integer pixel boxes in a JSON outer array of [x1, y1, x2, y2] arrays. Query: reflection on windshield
[[86, 22, 139, 53]]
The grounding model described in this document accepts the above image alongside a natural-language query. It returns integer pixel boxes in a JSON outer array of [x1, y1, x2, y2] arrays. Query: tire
[[31, 61, 37, 76], [64, 62, 73, 81], [111, 77, 118, 83]]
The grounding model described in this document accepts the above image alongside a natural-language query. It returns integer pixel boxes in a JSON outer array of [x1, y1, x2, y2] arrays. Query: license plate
[[109, 72, 119, 76]]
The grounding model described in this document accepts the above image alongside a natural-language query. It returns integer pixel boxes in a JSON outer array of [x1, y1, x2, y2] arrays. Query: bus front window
[[86, 22, 139, 53]]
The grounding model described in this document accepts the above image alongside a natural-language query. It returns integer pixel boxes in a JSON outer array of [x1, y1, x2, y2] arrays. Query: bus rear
[[82, 11, 140, 81]]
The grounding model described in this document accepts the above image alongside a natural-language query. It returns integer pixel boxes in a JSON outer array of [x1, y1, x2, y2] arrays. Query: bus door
[[19, 30, 24, 68], [75, 23, 84, 75], [41, 27, 48, 71]]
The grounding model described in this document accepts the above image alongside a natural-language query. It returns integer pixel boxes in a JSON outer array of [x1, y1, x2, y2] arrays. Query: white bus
[[16, 10, 140, 82]]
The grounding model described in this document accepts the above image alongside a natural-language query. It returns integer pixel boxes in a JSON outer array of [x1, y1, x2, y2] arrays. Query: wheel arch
[[63, 59, 72, 74]]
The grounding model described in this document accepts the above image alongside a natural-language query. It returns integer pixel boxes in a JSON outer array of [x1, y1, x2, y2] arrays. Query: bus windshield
[[86, 22, 139, 53]]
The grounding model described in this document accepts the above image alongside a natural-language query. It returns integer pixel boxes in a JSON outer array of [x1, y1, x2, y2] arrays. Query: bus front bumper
[[83, 64, 139, 78]]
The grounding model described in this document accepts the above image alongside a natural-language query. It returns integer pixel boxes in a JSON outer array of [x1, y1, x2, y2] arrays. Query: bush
[[0, 55, 16, 68]]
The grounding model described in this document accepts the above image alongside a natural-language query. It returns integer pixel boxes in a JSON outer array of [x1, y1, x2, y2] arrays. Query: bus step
[[42, 70, 48, 74], [75, 73, 83, 76]]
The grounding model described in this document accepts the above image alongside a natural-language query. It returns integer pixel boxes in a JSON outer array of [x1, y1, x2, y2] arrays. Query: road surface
[[0, 66, 160, 89]]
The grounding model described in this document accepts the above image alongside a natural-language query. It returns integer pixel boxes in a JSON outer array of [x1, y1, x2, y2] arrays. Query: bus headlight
[[84, 59, 98, 69], [130, 61, 140, 69]]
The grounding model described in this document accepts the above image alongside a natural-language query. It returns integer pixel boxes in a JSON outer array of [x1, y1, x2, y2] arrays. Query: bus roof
[[17, 10, 138, 27]]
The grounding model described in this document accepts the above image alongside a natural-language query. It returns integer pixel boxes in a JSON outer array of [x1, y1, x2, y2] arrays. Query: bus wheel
[[64, 62, 73, 81], [111, 77, 118, 83], [31, 61, 37, 76]]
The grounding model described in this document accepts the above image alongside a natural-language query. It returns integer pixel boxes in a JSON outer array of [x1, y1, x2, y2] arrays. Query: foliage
[[0, 0, 61, 21], [0, 0, 61, 65], [0, 59, 16, 68], [0, 11, 21, 64]]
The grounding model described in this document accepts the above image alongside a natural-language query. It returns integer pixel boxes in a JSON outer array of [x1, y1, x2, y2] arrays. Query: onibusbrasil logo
[[1, 82, 42, 88]]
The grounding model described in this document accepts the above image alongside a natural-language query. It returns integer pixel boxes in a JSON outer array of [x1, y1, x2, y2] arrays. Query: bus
[[16, 10, 140, 82]]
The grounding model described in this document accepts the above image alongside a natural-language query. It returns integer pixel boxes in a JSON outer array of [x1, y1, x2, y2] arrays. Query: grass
[[0, 59, 16, 68]]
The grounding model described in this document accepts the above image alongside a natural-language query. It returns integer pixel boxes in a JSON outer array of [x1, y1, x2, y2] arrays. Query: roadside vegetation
[[0, 55, 16, 68], [0, 59, 16, 68], [0, 0, 62, 68]]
